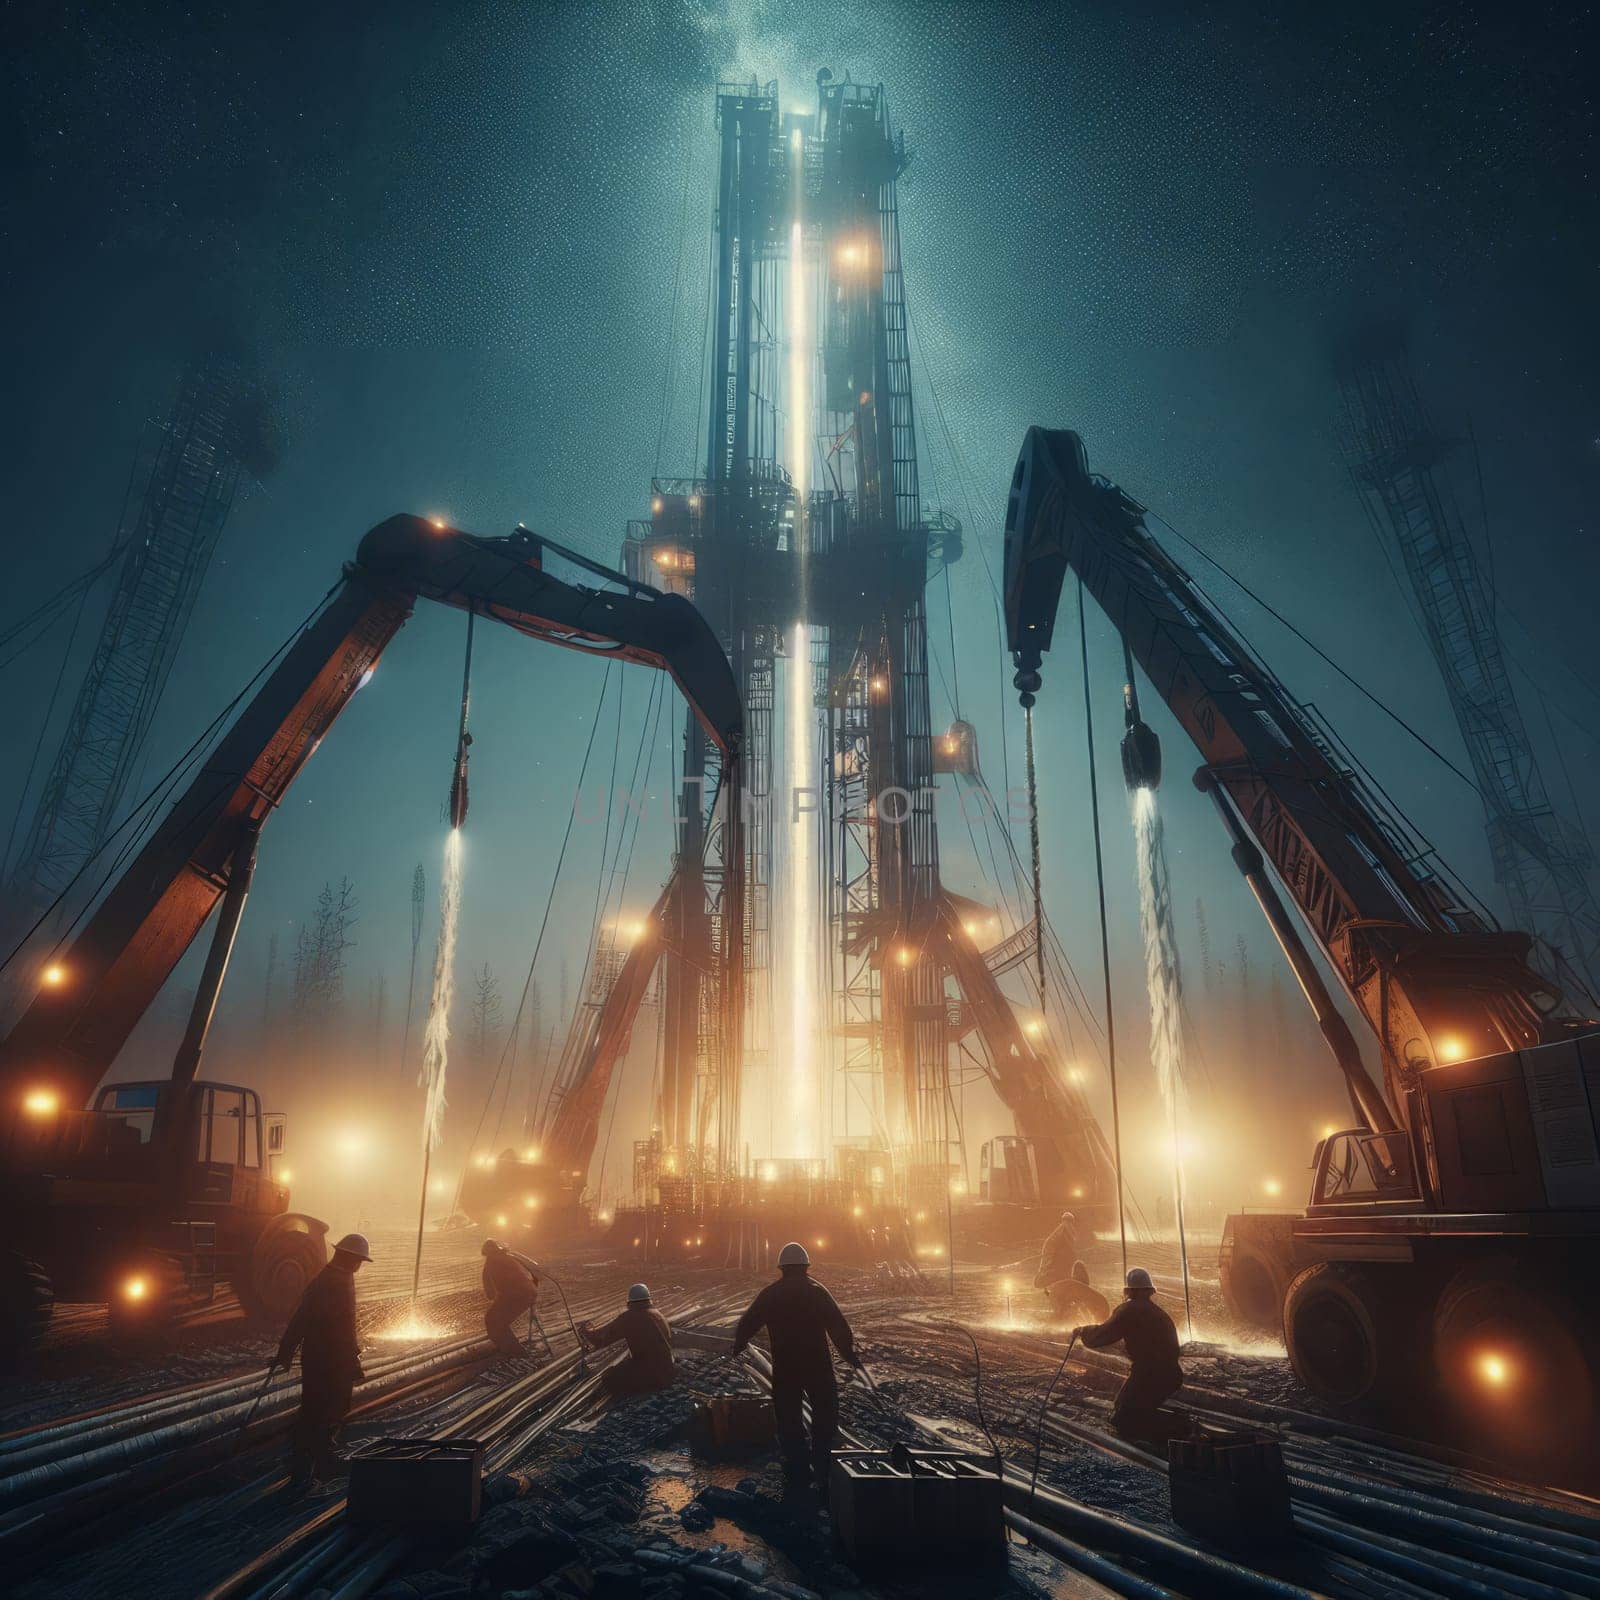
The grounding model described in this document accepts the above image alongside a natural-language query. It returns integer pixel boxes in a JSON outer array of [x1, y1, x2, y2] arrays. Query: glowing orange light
[[1437, 1035, 1468, 1063], [1319, 1124, 1338, 1141], [1262, 1177, 1282, 1198], [870, 675, 888, 695], [40, 964, 66, 988], [124, 1275, 148, 1302], [279, 1168, 294, 1185], [1071, 1185, 1085, 1199], [523, 1194, 538, 1209], [896, 947, 914, 967], [651, 497, 664, 513], [1024, 1018, 1043, 1037], [815, 1237, 826, 1249], [495, 1214, 508, 1227], [1478, 1351, 1512, 1388], [22, 1089, 58, 1117], [688, 495, 701, 510], [852, 1205, 863, 1218], [429, 517, 447, 531]]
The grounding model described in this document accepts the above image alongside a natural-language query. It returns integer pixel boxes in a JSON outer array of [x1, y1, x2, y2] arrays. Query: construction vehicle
[[0, 514, 741, 1361], [1005, 428, 1600, 1464]]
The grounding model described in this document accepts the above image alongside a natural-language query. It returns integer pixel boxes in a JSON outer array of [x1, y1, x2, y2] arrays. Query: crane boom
[[1004, 428, 1562, 1122], [0, 515, 742, 1121]]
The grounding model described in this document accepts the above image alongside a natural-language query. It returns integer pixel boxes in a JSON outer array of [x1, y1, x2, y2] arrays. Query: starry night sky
[[2, 1, 1596, 1217]]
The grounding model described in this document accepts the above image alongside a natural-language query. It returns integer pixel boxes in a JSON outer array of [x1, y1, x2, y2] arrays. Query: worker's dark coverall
[[588, 1303, 675, 1398], [1080, 1293, 1182, 1441], [733, 1272, 857, 1488], [482, 1250, 539, 1355], [1033, 1218, 1078, 1291], [277, 1265, 363, 1481], [1048, 1278, 1109, 1326]]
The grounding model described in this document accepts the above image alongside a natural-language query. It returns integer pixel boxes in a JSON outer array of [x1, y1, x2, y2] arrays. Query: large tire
[[107, 1253, 186, 1343], [0, 1252, 54, 1369], [1283, 1262, 1417, 1406], [1220, 1246, 1283, 1331], [1431, 1255, 1596, 1468], [245, 1228, 326, 1323]]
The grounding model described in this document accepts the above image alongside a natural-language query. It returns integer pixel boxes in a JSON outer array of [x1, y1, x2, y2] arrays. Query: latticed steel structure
[[9, 357, 262, 912], [1338, 330, 1600, 993], [612, 74, 1115, 1231]]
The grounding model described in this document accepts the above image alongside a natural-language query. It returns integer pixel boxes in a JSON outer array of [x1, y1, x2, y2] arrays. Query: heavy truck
[[0, 513, 741, 1361], [1004, 427, 1600, 1466]]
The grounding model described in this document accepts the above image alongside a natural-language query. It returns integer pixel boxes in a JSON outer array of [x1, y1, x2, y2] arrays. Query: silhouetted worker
[[580, 1283, 675, 1397], [1074, 1266, 1183, 1442], [1048, 1260, 1110, 1326], [1033, 1210, 1078, 1296], [276, 1232, 370, 1492], [733, 1241, 859, 1495], [481, 1237, 541, 1355]]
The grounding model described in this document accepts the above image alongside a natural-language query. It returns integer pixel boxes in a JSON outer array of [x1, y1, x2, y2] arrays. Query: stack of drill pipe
[[1030, 1403, 1596, 1600], [0, 1278, 645, 1576], [201, 1289, 746, 1600]]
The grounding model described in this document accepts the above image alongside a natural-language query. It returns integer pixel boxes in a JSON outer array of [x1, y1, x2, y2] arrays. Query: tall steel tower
[[7, 356, 265, 915], [622, 74, 1114, 1228], [1338, 328, 1600, 992]]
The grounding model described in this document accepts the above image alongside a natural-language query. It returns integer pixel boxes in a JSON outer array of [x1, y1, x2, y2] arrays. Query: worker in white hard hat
[[579, 1281, 675, 1398], [733, 1241, 859, 1496], [480, 1238, 542, 1356], [276, 1232, 371, 1493], [1072, 1265, 1183, 1443]]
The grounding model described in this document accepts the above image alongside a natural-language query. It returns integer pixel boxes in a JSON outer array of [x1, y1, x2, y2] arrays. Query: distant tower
[[6, 355, 266, 914], [1338, 328, 1600, 991]]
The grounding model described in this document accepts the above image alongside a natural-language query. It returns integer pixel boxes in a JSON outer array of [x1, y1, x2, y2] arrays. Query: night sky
[[3, 1, 1596, 1221]]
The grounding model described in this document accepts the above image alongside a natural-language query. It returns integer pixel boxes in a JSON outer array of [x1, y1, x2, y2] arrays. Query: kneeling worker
[[733, 1241, 860, 1494], [1048, 1260, 1110, 1326], [277, 1232, 371, 1492], [580, 1283, 675, 1397], [481, 1238, 542, 1355], [1074, 1266, 1183, 1442]]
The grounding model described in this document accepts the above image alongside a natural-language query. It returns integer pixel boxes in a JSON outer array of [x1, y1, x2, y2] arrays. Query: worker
[[1074, 1266, 1183, 1443], [276, 1232, 371, 1492], [1047, 1260, 1110, 1326], [733, 1241, 859, 1497], [579, 1282, 675, 1397], [1033, 1210, 1078, 1297], [481, 1237, 541, 1356]]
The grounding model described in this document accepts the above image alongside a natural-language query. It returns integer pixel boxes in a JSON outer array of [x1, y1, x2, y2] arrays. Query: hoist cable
[[1024, 704, 1046, 1017]]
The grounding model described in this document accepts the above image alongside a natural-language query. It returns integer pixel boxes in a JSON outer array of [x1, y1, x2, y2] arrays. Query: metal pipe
[[1296, 1504, 1570, 1600], [169, 815, 264, 1095], [1005, 1510, 1181, 1600], [1195, 767, 1398, 1133]]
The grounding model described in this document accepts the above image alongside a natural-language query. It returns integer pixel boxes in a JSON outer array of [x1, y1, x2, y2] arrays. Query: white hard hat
[[778, 1241, 810, 1268], [333, 1232, 372, 1262], [1125, 1266, 1154, 1292], [627, 1282, 651, 1304]]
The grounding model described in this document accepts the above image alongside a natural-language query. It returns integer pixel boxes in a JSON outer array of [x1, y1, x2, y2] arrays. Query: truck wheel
[[107, 1254, 186, 1343], [248, 1229, 326, 1322], [1220, 1247, 1281, 1331], [1283, 1262, 1414, 1406], [1432, 1256, 1595, 1466], [0, 1253, 54, 1369]]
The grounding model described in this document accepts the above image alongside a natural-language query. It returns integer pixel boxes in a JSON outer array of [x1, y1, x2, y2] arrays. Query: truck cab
[[3, 1079, 324, 1355]]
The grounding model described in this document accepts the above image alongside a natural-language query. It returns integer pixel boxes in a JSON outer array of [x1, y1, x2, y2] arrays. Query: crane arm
[[0, 516, 741, 1118], [1003, 429, 1558, 1116], [539, 880, 675, 1181], [936, 897, 1117, 1204]]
